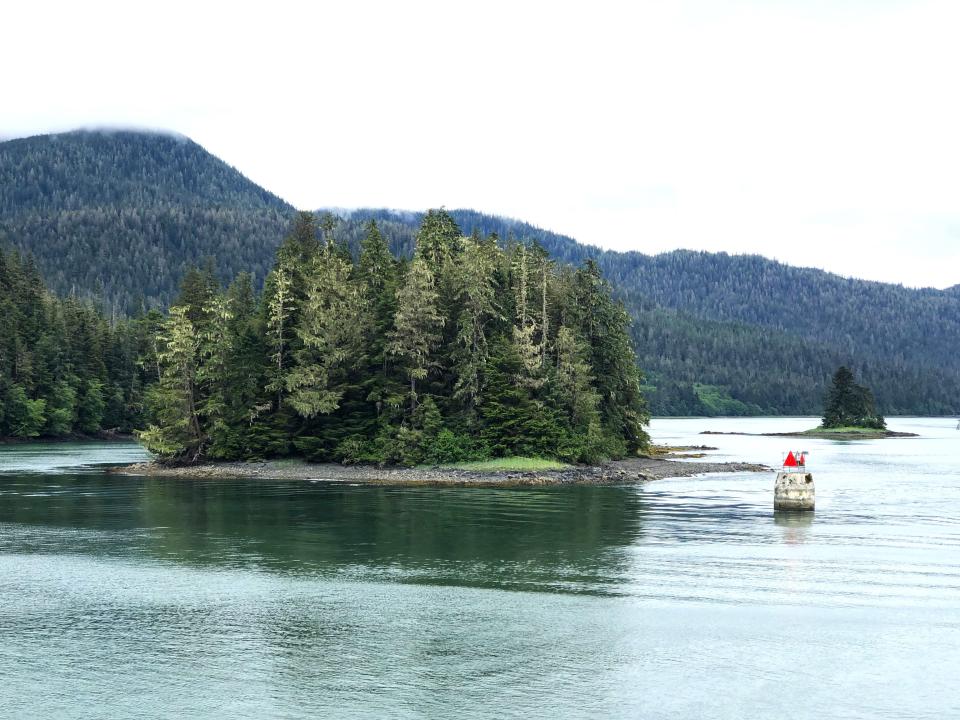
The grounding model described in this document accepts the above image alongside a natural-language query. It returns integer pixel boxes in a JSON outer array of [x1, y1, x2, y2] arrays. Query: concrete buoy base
[[774, 471, 815, 510]]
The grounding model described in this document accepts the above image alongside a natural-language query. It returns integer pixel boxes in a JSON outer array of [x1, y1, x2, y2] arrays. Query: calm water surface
[[1, 418, 959, 718]]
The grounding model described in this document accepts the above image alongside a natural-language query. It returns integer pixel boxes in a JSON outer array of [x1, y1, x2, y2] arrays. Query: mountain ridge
[[0, 130, 294, 308], [1, 130, 957, 415]]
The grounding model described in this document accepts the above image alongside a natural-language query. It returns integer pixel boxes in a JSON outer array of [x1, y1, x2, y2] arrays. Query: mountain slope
[[1, 131, 958, 416], [0, 130, 295, 309]]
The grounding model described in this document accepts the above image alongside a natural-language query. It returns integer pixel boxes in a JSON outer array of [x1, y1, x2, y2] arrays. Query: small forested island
[[809, 366, 890, 437], [703, 366, 917, 439], [140, 210, 651, 465], [781, 366, 912, 438]]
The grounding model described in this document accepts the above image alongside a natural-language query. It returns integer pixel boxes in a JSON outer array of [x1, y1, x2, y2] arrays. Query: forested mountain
[[0, 130, 293, 310], [2, 130, 958, 417]]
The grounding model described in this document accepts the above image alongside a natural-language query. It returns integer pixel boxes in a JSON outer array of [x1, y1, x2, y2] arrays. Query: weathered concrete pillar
[[774, 471, 815, 510]]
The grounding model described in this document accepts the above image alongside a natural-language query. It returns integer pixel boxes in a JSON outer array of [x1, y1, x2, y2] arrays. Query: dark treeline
[[0, 247, 156, 439], [140, 211, 649, 464], [626, 303, 960, 417]]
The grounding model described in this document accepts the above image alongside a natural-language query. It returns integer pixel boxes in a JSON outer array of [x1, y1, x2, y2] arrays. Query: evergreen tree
[[264, 261, 295, 409], [509, 243, 545, 389], [572, 261, 650, 453], [388, 257, 444, 415], [286, 249, 365, 418], [415, 209, 460, 273], [280, 211, 322, 265], [357, 220, 401, 416], [139, 306, 204, 458], [450, 235, 502, 413], [175, 261, 219, 326], [196, 293, 235, 455], [823, 366, 886, 429], [479, 338, 566, 458]]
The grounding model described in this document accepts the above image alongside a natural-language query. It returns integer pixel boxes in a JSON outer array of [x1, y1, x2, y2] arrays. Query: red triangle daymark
[[784, 451, 798, 467]]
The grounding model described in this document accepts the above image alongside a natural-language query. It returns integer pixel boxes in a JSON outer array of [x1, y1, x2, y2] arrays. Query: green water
[[2, 419, 959, 718]]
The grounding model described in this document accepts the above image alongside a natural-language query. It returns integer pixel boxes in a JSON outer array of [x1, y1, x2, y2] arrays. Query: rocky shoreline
[[111, 450, 770, 486]]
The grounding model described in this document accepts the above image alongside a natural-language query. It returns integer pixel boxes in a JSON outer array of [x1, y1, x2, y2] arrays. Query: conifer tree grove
[[0, 247, 155, 440], [139, 210, 651, 464], [0, 209, 651, 463], [822, 366, 886, 429]]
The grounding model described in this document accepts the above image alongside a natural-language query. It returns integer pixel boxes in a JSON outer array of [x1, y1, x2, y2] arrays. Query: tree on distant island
[[822, 366, 886, 429]]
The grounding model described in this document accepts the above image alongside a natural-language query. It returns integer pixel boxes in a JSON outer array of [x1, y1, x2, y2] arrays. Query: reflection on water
[[773, 510, 815, 528], [0, 441, 150, 474], [2, 422, 960, 719], [0, 475, 645, 595], [774, 510, 814, 545]]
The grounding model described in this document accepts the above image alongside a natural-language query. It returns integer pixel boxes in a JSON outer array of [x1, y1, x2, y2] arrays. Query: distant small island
[[702, 367, 920, 439], [702, 427, 918, 440]]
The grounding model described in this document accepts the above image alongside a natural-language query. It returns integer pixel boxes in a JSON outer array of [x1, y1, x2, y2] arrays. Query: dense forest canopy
[[140, 211, 650, 464], [2, 130, 959, 418], [342, 210, 960, 417], [0, 247, 155, 439], [0, 130, 292, 310]]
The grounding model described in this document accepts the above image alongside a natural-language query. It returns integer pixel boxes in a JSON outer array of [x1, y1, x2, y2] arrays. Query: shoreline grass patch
[[432, 456, 571, 472]]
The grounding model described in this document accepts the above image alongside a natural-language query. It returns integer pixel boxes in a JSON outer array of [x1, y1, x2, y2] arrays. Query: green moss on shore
[[805, 426, 887, 435], [433, 457, 571, 472]]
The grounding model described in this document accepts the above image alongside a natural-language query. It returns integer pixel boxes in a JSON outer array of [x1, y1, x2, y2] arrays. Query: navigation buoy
[[774, 450, 814, 510]]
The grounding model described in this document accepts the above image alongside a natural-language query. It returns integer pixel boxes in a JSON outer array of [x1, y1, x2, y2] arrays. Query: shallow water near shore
[[1, 417, 959, 718]]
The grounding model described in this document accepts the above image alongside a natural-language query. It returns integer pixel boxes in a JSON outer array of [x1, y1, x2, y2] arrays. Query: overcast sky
[[4, 0, 959, 288]]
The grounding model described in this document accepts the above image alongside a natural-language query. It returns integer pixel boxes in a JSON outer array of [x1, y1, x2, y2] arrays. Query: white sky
[[3, 0, 959, 288]]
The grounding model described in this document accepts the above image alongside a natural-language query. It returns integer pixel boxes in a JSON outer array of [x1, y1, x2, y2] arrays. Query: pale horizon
[[4, 0, 960, 289]]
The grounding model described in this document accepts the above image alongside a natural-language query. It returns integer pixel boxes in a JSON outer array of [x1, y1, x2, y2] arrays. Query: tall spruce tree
[[823, 366, 886, 429], [357, 220, 402, 419], [264, 260, 295, 409], [286, 249, 365, 418], [450, 235, 502, 413], [140, 306, 204, 458], [509, 243, 545, 389], [415, 209, 460, 273], [572, 260, 650, 453], [388, 257, 444, 415]]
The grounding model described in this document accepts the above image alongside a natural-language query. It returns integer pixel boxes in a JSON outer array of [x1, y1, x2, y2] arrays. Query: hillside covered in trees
[[141, 211, 649, 464], [0, 130, 292, 311], [0, 248, 154, 439], [2, 130, 959, 417]]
